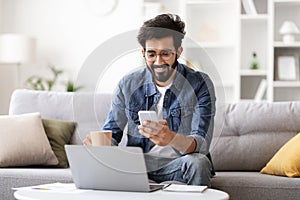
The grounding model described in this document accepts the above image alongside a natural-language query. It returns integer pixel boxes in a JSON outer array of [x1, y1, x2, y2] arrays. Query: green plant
[[65, 80, 84, 92], [250, 52, 260, 70], [26, 64, 83, 92]]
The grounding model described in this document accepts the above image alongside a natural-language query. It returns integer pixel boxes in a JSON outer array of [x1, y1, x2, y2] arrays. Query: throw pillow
[[260, 133, 300, 177], [42, 118, 76, 168], [0, 113, 58, 167]]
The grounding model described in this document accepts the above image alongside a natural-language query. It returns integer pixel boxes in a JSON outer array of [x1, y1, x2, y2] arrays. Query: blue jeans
[[147, 153, 213, 187]]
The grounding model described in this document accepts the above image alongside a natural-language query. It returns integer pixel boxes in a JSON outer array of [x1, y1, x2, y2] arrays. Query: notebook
[[65, 145, 164, 192]]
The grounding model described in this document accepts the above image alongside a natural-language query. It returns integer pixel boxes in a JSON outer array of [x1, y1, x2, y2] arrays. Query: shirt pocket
[[170, 106, 194, 133], [125, 108, 140, 125]]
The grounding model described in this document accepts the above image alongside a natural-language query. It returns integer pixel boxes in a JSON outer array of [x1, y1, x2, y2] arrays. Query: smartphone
[[138, 111, 158, 128]]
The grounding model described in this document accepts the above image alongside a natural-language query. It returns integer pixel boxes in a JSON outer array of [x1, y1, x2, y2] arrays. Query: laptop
[[65, 145, 164, 192]]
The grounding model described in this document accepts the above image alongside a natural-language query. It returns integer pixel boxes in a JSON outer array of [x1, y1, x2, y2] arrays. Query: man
[[84, 14, 216, 186]]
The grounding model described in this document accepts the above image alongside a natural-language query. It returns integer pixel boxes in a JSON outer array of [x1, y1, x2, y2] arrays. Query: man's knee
[[181, 154, 211, 170], [180, 153, 212, 186]]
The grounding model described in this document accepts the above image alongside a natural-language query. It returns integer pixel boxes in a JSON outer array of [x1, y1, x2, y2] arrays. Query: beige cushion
[[0, 113, 58, 167]]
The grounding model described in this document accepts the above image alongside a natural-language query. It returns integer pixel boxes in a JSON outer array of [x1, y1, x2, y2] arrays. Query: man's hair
[[137, 14, 186, 50]]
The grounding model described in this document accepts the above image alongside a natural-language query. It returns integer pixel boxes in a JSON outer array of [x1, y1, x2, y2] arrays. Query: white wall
[[0, 0, 143, 113]]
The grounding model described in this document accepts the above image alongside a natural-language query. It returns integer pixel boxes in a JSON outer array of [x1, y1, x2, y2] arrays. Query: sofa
[[1, 89, 300, 200]]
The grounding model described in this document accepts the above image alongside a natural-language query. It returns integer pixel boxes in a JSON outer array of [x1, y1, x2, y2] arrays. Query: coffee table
[[14, 187, 229, 200]]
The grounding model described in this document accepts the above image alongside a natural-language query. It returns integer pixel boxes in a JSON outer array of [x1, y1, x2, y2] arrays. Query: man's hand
[[83, 134, 92, 146], [138, 119, 196, 154], [138, 119, 176, 146]]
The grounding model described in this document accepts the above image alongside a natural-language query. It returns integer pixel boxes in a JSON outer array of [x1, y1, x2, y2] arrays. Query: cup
[[90, 130, 112, 146]]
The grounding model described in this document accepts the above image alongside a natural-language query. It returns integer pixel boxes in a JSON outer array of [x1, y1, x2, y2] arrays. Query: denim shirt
[[103, 63, 216, 156]]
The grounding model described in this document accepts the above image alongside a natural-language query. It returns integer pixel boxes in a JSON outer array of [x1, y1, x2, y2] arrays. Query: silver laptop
[[65, 145, 164, 192]]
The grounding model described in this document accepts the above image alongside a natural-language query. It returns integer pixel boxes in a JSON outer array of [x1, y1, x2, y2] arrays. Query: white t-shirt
[[156, 84, 171, 120], [146, 83, 180, 169]]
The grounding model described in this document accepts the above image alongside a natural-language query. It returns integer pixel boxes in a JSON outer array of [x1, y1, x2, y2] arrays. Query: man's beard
[[148, 60, 178, 82]]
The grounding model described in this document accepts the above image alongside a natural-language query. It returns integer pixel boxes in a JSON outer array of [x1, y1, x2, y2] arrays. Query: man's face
[[143, 36, 182, 84]]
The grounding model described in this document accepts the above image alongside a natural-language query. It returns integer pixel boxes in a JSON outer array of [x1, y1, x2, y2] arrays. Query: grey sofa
[[210, 103, 300, 200], [1, 89, 300, 200]]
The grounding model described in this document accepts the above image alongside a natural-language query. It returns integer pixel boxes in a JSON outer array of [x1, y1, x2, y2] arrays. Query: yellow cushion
[[261, 133, 300, 177]]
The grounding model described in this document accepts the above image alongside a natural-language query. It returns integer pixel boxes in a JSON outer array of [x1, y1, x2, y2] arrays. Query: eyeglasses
[[144, 50, 175, 62]]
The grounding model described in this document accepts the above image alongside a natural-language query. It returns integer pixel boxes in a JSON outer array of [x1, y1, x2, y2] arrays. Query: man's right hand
[[83, 134, 92, 146]]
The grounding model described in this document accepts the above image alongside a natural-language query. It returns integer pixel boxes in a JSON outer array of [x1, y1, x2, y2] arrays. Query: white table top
[[14, 188, 229, 200]]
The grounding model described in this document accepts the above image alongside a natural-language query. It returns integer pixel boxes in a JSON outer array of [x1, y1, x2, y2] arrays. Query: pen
[[32, 187, 50, 190], [162, 183, 172, 190]]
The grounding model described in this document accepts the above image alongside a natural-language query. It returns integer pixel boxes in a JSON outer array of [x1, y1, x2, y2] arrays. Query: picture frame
[[276, 55, 299, 81]]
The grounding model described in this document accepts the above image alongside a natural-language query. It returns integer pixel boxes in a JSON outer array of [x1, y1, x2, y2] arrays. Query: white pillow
[[0, 113, 58, 167]]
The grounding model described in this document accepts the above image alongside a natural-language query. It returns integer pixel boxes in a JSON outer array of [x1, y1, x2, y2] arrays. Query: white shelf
[[274, 0, 300, 5], [240, 99, 268, 102], [215, 82, 235, 88], [186, 0, 233, 5], [273, 41, 300, 48], [273, 81, 300, 87], [184, 41, 234, 49], [241, 14, 268, 21], [240, 69, 268, 76]]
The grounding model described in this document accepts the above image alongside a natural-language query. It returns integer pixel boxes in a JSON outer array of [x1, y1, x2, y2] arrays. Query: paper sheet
[[12, 182, 87, 194], [162, 184, 208, 193]]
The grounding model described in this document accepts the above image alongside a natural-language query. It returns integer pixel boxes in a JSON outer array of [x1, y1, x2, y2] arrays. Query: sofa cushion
[[211, 102, 300, 171], [9, 89, 113, 145], [260, 133, 300, 177], [0, 168, 72, 200], [212, 172, 300, 200], [0, 113, 58, 167], [42, 119, 76, 168]]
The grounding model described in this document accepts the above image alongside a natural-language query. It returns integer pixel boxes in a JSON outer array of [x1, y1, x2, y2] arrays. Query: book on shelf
[[242, 0, 257, 15], [254, 79, 267, 102]]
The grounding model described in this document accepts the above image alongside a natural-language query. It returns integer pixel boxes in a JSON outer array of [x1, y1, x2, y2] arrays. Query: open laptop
[[65, 145, 164, 192]]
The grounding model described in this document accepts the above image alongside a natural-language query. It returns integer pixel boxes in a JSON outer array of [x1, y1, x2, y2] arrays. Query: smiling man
[[84, 14, 216, 186], [143, 37, 179, 85]]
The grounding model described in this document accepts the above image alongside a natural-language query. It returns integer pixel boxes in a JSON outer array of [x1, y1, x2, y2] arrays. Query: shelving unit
[[143, 0, 240, 103], [186, 0, 239, 103], [239, 0, 269, 102], [270, 0, 300, 101], [142, 0, 300, 102]]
